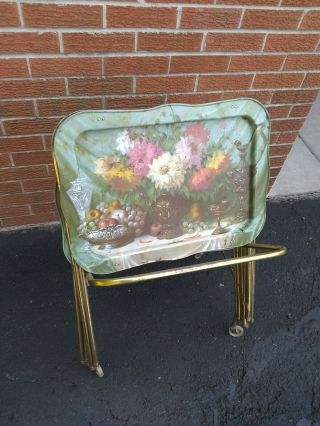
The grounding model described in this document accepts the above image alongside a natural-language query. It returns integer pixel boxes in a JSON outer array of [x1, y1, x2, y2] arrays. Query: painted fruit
[[150, 222, 162, 237], [106, 218, 119, 226], [110, 200, 121, 209], [86, 209, 102, 221], [190, 203, 202, 220], [97, 220, 110, 229], [110, 209, 126, 223]]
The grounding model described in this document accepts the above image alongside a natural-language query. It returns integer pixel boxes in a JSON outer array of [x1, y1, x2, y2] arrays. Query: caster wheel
[[194, 252, 203, 260], [229, 324, 244, 337], [95, 365, 104, 378]]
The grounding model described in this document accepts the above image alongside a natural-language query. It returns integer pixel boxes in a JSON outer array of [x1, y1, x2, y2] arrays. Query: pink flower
[[128, 138, 163, 177], [188, 167, 216, 192], [185, 123, 210, 144], [176, 137, 203, 169]]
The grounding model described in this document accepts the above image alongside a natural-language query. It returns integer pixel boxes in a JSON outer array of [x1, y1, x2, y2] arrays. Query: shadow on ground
[[1, 198, 320, 426]]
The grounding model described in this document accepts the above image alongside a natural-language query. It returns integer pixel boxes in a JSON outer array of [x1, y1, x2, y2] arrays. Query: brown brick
[[31, 202, 56, 215], [290, 104, 312, 118], [217, 0, 279, 4], [23, 4, 102, 28], [22, 178, 56, 192], [180, 8, 241, 29], [167, 92, 222, 104], [303, 73, 320, 88], [253, 73, 304, 89], [242, 9, 302, 30], [277, 131, 299, 143], [198, 74, 253, 91], [0, 136, 43, 153], [270, 156, 286, 168], [4, 118, 60, 136], [0, 100, 34, 118], [267, 105, 291, 119], [105, 56, 169, 75], [138, 33, 202, 52], [0, 154, 11, 167], [0, 181, 22, 194], [63, 33, 134, 53], [270, 144, 293, 157], [108, 6, 177, 28], [271, 118, 304, 132], [107, 95, 165, 109], [284, 54, 320, 71], [270, 133, 279, 144], [0, 32, 59, 54], [68, 77, 132, 96], [0, 165, 48, 181], [170, 55, 229, 73], [37, 98, 102, 117], [300, 11, 320, 30], [221, 90, 273, 104], [12, 151, 53, 167], [148, 0, 217, 4], [0, 191, 54, 206], [0, 2, 20, 26], [0, 79, 65, 99], [31, 57, 102, 78], [0, 205, 30, 219], [47, 164, 56, 177], [264, 34, 319, 52], [272, 89, 318, 104], [136, 76, 195, 94], [0, 59, 29, 78], [229, 55, 285, 72], [2, 212, 58, 227], [282, 0, 320, 6], [205, 33, 265, 52]]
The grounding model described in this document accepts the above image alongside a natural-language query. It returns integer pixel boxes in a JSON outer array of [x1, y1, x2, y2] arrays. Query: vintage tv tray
[[53, 99, 270, 275]]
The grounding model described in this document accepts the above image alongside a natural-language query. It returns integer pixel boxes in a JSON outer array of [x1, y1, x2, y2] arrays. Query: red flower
[[188, 167, 216, 192], [185, 123, 210, 144]]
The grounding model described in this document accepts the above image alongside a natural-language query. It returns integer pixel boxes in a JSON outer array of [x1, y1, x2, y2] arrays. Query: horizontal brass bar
[[88, 243, 286, 288]]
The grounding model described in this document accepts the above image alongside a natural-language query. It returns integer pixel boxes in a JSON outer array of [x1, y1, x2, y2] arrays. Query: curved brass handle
[[88, 243, 286, 288]]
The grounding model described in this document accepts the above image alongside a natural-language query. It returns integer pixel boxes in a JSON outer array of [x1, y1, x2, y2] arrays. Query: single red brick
[[23, 4, 102, 28], [270, 167, 281, 178], [300, 11, 320, 30], [0, 165, 48, 181], [0, 32, 59, 54], [108, 6, 177, 28], [271, 118, 304, 132], [242, 9, 302, 30], [68, 77, 132, 96], [105, 56, 169, 75], [284, 54, 320, 71], [221, 90, 273, 104], [281, 0, 320, 6], [216, 0, 279, 4], [148, 0, 216, 3], [107, 95, 165, 109], [267, 105, 291, 119], [0, 205, 30, 219], [229, 55, 285, 72], [0, 154, 11, 167], [180, 8, 241, 29], [31, 57, 102, 78], [12, 151, 53, 167], [0, 79, 65, 99], [303, 73, 320, 88], [270, 133, 279, 144], [289, 104, 312, 118], [270, 156, 286, 168], [31, 202, 56, 215], [0, 59, 29, 78], [264, 34, 319, 52], [136, 76, 195, 94], [2, 212, 58, 227], [276, 131, 299, 143], [22, 178, 56, 192], [270, 144, 293, 157], [63, 33, 134, 53], [0, 190, 54, 206], [0, 3, 20, 26], [37, 98, 102, 117], [167, 92, 222, 103], [271, 89, 318, 104], [170, 55, 229, 73], [4, 118, 60, 136], [198, 74, 253, 91], [0, 136, 43, 153], [0, 100, 34, 118], [205, 32, 265, 52], [47, 164, 56, 177], [253, 73, 304, 89], [0, 181, 22, 194], [138, 33, 202, 52]]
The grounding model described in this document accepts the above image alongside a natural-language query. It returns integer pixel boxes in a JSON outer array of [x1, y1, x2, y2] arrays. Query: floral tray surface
[[53, 99, 270, 275]]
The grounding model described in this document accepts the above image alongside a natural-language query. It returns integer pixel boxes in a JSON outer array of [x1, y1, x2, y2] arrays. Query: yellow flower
[[207, 151, 230, 174], [105, 165, 140, 191]]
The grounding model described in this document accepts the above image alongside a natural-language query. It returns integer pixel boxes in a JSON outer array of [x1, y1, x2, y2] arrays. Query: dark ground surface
[[1, 198, 320, 426]]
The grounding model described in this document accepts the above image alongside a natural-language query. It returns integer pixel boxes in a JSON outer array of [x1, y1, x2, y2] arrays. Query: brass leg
[[229, 243, 255, 337], [71, 260, 104, 377]]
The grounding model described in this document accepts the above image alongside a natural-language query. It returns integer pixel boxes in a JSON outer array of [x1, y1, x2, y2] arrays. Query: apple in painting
[[150, 222, 162, 237], [97, 218, 119, 229]]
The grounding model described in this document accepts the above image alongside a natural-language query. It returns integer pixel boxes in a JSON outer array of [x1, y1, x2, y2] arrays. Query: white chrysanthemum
[[148, 152, 186, 192], [115, 129, 134, 155]]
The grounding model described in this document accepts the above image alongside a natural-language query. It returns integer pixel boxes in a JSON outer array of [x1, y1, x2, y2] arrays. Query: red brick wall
[[0, 1, 319, 228]]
